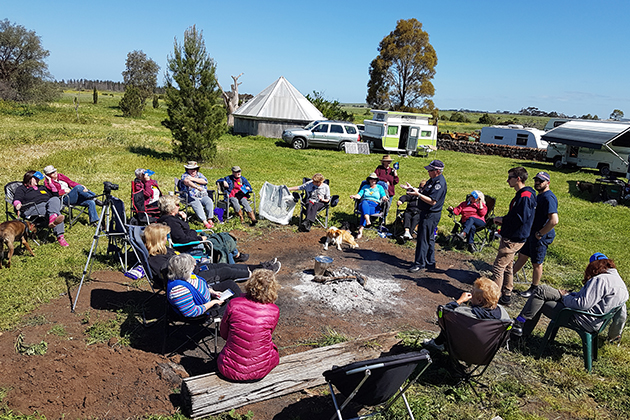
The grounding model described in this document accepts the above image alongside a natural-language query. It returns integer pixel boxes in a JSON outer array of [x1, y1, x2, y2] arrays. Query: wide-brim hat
[[367, 172, 379, 180], [43, 165, 57, 175], [184, 161, 200, 170], [424, 160, 445, 171], [381, 155, 393, 162]]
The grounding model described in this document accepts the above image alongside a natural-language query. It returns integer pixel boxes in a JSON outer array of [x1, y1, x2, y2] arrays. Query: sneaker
[[267, 260, 281, 274], [402, 231, 413, 240], [499, 294, 512, 306], [408, 264, 423, 273], [49, 214, 65, 228], [94, 199, 104, 206], [422, 338, 445, 351], [519, 285, 538, 298], [204, 220, 214, 229], [234, 253, 249, 263], [57, 234, 69, 247], [456, 232, 466, 240]]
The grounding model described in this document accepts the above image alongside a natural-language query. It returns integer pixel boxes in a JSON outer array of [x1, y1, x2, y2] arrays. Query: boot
[[237, 209, 244, 223], [247, 211, 258, 226]]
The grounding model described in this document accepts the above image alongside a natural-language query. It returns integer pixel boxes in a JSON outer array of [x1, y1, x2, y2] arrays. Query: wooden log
[[181, 332, 400, 418]]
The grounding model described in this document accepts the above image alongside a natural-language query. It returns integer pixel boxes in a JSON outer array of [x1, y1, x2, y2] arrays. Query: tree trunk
[[218, 73, 243, 127]]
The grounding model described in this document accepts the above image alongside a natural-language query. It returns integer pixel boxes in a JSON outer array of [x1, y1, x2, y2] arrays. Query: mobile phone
[[198, 264, 208, 271], [393, 162, 399, 170]]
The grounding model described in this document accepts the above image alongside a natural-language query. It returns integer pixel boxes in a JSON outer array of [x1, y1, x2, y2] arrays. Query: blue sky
[[5, 0, 630, 118]]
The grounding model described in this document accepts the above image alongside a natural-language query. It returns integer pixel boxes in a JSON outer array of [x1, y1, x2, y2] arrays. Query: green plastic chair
[[538, 306, 623, 372]]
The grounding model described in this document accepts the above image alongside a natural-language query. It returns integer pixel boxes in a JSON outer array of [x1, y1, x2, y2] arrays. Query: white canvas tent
[[233, 76, 324, 138]]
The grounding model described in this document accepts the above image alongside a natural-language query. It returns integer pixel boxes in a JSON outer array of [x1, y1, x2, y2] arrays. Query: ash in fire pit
[[293, 268, 402, 314]]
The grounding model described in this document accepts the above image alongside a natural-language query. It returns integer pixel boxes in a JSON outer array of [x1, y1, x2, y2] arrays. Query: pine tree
[[162, 25, 225, 162], [119, 86, 143, 117]]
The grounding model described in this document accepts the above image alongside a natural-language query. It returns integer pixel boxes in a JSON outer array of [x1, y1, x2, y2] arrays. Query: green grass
[[0, 93, 629, 419]]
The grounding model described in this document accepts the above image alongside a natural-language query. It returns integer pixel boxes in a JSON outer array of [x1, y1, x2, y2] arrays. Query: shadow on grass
[[128, 145, 175, 161]]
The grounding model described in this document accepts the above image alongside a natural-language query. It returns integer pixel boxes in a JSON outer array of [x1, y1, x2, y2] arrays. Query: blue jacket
[[218, 174, 253, 197], [501, 186, 536, 242]]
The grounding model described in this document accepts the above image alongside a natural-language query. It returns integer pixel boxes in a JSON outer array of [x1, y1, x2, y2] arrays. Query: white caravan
[[479, 125, 548, 148], [362, 110, 437, 155]]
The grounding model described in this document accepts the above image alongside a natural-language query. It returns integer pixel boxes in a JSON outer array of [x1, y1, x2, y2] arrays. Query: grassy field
[[1, 94, 629, 419]]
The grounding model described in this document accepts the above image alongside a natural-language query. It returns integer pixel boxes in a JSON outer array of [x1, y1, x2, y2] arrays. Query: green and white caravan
[[362, 110, 437, 155]]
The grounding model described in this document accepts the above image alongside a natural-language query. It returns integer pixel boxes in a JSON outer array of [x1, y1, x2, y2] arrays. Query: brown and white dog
[[324, 226, 358, 251], [0, 220, 36, 268]]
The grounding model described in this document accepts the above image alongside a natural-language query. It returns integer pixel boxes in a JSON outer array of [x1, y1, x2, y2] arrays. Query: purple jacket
[[217, 296, 280, 381]]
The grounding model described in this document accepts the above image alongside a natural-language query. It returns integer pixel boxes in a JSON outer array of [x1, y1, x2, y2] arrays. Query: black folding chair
[[4, 181, 55, 243], [353, 180, 390, 230], [436, 305, 513, 397], [162, 304, 222, 359], [324, 350, 432, 420], [447, 195, 497, 252], [297, 177, 339, 229], [215, 179, 256, 222]]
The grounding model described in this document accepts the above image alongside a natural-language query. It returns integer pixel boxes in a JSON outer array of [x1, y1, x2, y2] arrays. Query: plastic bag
[[258, 182, 297, 225]]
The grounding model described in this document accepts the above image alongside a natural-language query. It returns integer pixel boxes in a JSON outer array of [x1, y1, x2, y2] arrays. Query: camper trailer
[[479, 125, 548, 148], [543, 120, 630, 176], [362, 110, 437, 155]]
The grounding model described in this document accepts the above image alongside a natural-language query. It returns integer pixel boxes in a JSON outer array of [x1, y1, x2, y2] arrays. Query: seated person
[[157, 195, 249, 262], [287, 173, 330, 232], [448, 190, 488, 252], [133, 168, 161, 218], [512, 253, 629, 338], [167, 253, 237, 319], [217, 268, 280, 381], [350, 172, 388, 239], [181, 161, 215, 229], [143, 223, 280, 290], [397, 181, 425, 240], [43, 165, 101, 226], [13, 170, 68, 247], [424, 277, 510, 351], [218, 165, 257, 226]]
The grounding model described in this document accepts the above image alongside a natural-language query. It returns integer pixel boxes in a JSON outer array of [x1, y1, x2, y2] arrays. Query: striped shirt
[[167, 275, 210, 317]]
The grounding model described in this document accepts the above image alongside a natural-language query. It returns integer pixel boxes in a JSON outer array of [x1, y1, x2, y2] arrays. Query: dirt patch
[[0, 225, 487, 419]]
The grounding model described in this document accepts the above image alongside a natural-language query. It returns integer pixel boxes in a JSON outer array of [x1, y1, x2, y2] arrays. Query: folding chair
[[324, 350, 432, 420], [130, 181, 159, 225], [60, 198, 89, 228], [436, 305, 513, 397], [297, 177, 339, 229], [174, 177, 193, 217], [162, 304, 221, 359], [446, 195, 497, 252], [4, 181, 53, 243], [215, 179, 256, 222], [168, 230, 214, 262], [538, 305, 623, 372], [353, 180, 390, 230]]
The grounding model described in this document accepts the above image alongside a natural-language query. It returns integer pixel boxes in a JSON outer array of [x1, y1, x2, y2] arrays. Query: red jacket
[[44, 173, 80, 196], [133, 178, 161, 207], [452, 201, 487, 223], [374, 165, 399, 196], [218, 296, 280, 381]]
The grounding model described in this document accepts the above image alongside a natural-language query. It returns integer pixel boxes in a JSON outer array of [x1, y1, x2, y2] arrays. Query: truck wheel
[[553, 157, 563, 169], [292, 138, 306, 150], [600, 164, 611, 177]]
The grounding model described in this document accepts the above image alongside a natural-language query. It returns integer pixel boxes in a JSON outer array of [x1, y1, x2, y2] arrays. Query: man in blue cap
[[408, 160, 447, 273], [514, 171, 559, 298]]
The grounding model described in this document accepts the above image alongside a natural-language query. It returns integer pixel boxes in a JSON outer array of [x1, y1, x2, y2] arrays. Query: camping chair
[[168, 230, 214, 263], [537, 305, 624, 372], [60, 196, 90, 228], [162, 302, 221, 359], [215, 180, 256, 222], [323, 350, 432, 420], [436, 305, 513, 397], [353, 180, 390, 230], [4, 181, 55, 244], [174, 178, 193, 218], [392, 202, 420, 240], [446, 195, 497, 252], [131, 181, 159, 226], [297, 177, 339, 229]]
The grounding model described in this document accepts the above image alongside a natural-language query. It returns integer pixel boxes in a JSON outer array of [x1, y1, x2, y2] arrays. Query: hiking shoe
[[519, 285, 538, 298], [511, 319, 524, 337], [499, 294, 512, 306], [408, 265, 423, 273], [422, 338, 445, 351], [57, 234, 69, 247], [267, 260, 281, 274], [402, 231, 413, 240], [234, 253, 249, 263], [49, 214, 65, 228]]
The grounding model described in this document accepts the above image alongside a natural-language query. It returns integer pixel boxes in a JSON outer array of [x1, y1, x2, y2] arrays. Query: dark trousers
[[403, 210, 421, 232], [305, 201, 325, 222], [462, 217, 486, 244], [414, 211, 441, 268]]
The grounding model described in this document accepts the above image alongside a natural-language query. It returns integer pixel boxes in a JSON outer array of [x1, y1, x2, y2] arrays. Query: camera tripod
[[72, 190, 141, 312]]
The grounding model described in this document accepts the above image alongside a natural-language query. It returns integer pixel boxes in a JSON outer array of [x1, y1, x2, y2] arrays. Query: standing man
[[491, 167, 537, 305], [514, 171, 559, 298], [408, 160, 447, 273]]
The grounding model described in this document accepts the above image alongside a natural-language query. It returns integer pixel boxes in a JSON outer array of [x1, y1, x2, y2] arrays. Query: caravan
[[479, 125, 548, 148], [362, 110, 437, 155]]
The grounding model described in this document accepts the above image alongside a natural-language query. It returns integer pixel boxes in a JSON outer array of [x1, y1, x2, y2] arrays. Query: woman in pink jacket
[[218, 269, 280, 382], [448, 190, 487, 252]]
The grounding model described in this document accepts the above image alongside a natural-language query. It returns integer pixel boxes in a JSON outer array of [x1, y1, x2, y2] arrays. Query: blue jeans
[[63, 185, 98, 223], [189, 195, 214, 222], [462, 217, 486, 244]]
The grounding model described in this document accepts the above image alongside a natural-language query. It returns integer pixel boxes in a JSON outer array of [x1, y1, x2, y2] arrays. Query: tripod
[[72, 191, 141, 312]]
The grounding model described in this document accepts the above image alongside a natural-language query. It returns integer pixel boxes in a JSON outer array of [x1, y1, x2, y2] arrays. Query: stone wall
[[437, 139, 548, 161]]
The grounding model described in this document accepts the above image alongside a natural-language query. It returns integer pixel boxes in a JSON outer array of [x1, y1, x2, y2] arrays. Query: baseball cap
[[589, 252, 608, 263], [424, 160, 445, 171], [33, 171, 44, 180], [470, 191, 479, 199], [231, 166, 242, 172], [144, 170, 155, 176], [534, 171, 550, 182]]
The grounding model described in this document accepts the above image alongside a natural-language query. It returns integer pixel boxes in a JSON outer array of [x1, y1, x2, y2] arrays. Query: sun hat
[[424, 160, 445, 171], [144, 170, 155, 176], [231, 166, 242, 172], [589, 252, 608, 263], [184, 161, 200, 170], [534, 171, 551, 182], [367, 172, 379, 180], [381, 155, 393, 162], [43, 165, 57, 175]]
